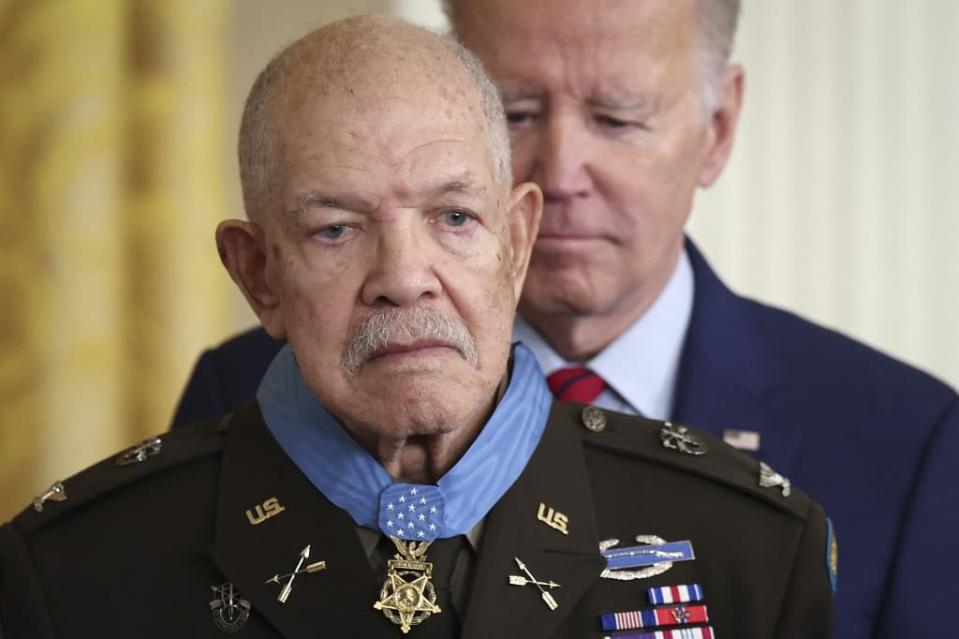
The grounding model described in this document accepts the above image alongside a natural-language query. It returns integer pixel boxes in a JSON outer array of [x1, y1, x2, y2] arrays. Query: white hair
[[694, 0, 741, 112], [442, 0, 742, 114]]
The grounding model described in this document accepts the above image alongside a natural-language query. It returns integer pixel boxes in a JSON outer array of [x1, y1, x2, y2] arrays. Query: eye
[[506, 111, 535, 124], [313, 224, 353, 241], [437, 209, 475, 228], [503, 100, 543, 129], [593, 112, 650, 134], [595, 114, 632, 129]]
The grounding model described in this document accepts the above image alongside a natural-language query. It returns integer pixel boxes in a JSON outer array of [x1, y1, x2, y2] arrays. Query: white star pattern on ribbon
[[378, 484, 446, 541]]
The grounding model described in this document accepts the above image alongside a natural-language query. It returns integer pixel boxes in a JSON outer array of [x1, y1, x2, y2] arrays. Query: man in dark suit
[[0, 16, 833, 638], [172, 1, 957, 637]]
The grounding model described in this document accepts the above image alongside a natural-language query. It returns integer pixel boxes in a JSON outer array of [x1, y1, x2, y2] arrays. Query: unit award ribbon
[[373, 484, 446, 633]]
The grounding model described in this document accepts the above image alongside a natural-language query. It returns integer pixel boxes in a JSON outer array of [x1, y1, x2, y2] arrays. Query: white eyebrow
[[287, 189, 377, 216], [586, 94, 658, 114], [500, 88, 544, 103]]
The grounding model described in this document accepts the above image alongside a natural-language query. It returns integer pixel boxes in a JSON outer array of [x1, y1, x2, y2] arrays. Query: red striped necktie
[[547, 367, 606, 404]]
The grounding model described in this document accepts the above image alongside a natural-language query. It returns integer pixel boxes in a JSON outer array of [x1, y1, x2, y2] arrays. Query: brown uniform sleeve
[[0, 523, 57, 639], [773, 501, 835, 638]]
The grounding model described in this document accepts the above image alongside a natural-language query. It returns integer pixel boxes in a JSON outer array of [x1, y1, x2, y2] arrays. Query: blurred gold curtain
[[0, 1, 231, 519]]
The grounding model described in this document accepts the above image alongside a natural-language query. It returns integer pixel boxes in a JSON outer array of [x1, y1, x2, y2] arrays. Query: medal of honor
[[373, 536, 442, 633]]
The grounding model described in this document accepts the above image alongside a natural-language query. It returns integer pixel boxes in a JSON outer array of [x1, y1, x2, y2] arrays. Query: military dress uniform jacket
[[0, 402, 833, 639]]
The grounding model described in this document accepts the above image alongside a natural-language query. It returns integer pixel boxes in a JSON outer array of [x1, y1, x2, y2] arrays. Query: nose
[[530, 112, 593, 201], [360, 218, 442, 308]]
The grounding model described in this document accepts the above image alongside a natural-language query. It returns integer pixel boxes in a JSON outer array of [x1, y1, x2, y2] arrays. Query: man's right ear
[[215, 220, 286, 339]]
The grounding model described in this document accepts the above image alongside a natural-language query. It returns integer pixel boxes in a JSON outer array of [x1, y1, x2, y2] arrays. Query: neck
[[372, 428, 480, 484], [345, 373, 509, 484], [520, 248, 681, 362]]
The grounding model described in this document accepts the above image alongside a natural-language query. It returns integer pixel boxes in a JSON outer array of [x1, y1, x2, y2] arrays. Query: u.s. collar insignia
[[659, 422, 707, 456], [536, 502, 569, 535], [600, 535, 696, 580], [209, 583, 251, 633], [245, 497, 285, 526], [758, 461, 791, 497], [115, 436, 163, 466]]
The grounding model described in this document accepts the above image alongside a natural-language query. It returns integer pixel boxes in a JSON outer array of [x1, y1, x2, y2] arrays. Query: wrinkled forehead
[[271, 78, 498, 210]]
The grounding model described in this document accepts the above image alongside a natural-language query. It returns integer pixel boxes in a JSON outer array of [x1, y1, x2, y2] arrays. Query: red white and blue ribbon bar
[[602, 540, 695, 570], [648, 583, 705, 605], [601, 604, 709, 631], [601, 627, 715, 639]]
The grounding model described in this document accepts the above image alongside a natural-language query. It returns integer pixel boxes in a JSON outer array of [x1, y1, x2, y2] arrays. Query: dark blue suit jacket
[[172, 241, 957, 638]]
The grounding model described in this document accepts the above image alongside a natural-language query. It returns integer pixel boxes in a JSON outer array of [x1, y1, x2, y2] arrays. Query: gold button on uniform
[[581, 406, 606, 432]]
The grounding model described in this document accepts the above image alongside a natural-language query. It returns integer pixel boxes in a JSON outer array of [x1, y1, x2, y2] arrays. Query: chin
[[363, 393, 474, 439], [522, 284, 599, 318], [351, 372, 491, 431]]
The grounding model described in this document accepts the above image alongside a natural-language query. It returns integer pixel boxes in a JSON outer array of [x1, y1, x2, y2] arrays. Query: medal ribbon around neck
[[257, 342, 551, 540]]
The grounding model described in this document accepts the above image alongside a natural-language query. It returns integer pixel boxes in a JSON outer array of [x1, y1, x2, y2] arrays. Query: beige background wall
[[689, 1, 959, 387]]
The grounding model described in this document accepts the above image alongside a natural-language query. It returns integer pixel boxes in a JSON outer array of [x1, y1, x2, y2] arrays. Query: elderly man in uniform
[[172, 2, 959, 637], [0, 16, 833, 639]]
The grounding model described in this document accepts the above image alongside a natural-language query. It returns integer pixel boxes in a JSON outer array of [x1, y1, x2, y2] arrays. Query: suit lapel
[[208, 404, 390, 638], [463, 404, 605, 639], [673, 241, 802, 473]]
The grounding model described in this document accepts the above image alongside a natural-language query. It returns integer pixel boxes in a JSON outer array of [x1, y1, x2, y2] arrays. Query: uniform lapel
[[207, 403, 391, 638], [463, 404, 605, 639]]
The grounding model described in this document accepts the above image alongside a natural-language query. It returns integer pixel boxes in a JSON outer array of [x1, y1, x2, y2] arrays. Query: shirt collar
[[513, 248, 694, 420], [256, 342, 552, 540]]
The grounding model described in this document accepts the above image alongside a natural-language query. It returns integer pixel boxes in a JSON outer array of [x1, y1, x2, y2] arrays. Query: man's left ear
[[504, 181, 544, 301], [699, 64, 745, 187]]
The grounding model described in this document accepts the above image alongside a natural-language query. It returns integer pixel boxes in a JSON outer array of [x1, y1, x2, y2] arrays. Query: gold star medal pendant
[[374, 536, 441, 633], [373, 484, 446, 633]]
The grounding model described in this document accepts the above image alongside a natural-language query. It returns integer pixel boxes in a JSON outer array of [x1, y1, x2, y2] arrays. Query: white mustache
[[343, 307, 478, 376]]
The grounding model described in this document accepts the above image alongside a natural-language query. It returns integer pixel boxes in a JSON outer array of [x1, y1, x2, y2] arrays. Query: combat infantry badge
[[209, 583, 251, 633], [374, 536, 441, 633], [600, 534, 696, 580]]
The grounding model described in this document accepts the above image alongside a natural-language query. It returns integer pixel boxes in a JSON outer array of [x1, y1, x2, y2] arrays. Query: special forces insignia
[[209, 583, 251, 633], [373, 536, 442, 633]]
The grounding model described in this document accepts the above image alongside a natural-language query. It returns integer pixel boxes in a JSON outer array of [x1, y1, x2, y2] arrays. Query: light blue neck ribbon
[[257, 343, 551, 541]]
